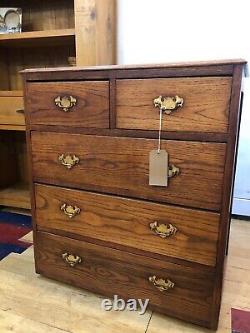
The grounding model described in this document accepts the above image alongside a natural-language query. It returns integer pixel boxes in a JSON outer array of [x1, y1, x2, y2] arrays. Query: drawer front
[[116, 77, 232, 133], [36, 231, 215, 327], [26, 81, 109, 128], [0, 95, 24, 126], [32, 132, 226, 211], [35, 184, 219, 266]]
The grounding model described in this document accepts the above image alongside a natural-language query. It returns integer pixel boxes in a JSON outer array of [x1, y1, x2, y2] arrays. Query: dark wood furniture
[[22, 60, 246, 329]]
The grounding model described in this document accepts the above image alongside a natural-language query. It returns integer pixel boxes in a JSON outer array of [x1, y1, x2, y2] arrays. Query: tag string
[[157, 108, 163, 153]]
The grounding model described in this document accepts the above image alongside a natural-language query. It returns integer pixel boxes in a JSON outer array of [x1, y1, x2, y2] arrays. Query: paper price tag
[[149, 150, 168, 187]]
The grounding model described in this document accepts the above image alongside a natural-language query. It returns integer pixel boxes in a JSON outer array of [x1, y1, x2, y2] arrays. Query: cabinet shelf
[[0, 0, 115, 210], [0, 183, 31, 210], [0, 91, 23, 97], [0, 29, 75, 47]]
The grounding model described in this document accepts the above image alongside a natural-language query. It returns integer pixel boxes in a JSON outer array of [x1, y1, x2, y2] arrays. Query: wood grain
[[31, 133, 226, 211], [0, 29, 76, 48], [21, 61, 245, 330], [35, 184, 220, 266], [7, 45, 76, 91], [26, 81, 109, 128], [0, 219, 248, 333], [28, 125, 229, 143], [22, 58, 246, 73], [74, 0, 116, 66], [0, 131, 30, 209], [211, 64, 245, 328], [0, 0, 75, 31], [0, 183, 30, 209], [116, 77, 232, 133], [36, 231, 215, 328], [0, 95, 24, 126]]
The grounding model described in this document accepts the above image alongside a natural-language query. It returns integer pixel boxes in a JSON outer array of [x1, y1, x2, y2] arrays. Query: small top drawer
[[116, 77, 232, 133], [26, 81, 109, 128]]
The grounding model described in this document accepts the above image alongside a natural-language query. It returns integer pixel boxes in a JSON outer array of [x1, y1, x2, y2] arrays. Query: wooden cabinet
[[0, 0, 116, 209], [22, 60, 245, 329]]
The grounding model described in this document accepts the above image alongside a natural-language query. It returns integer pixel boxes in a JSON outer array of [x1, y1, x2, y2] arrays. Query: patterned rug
[[0, 211, 32, 260], [232, 308, 250, 333]]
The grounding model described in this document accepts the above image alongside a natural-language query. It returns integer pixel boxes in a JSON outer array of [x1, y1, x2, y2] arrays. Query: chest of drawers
[[22, 60, 246, 329]]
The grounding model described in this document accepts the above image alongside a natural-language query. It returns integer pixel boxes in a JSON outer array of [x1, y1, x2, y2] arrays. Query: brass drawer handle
[[168, 165, 180, 178], [149, 275, 175, 292], [150, 221, 177, 238], [54, 95, 77, 112], [154, 95, 184, 114], [62, 253, 82, 267], [61, 203, 81, 219], [58, 154, 80, 169]]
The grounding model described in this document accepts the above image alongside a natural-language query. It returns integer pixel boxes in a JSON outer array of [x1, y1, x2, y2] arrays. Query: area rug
[[0, 211, 32, 260], [232, 308, 250, 333]]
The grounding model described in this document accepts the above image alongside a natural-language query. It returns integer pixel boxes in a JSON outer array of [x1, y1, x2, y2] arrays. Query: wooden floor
[[0, 219, 249, 333]]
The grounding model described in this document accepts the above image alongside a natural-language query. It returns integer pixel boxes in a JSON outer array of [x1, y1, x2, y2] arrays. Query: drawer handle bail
[[62, 253, 82, 267], [54, 95, 77, 112], [154, 95, 184, 115], [149, 275, 175, 292], [58, 154, 80, 169], [150, 221, 177, 238], [61, 203, 81, 219], [168, 164, 180, 178]]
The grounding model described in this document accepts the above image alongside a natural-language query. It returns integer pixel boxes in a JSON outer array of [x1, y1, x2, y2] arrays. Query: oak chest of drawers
[[22, 60, 246, 329]]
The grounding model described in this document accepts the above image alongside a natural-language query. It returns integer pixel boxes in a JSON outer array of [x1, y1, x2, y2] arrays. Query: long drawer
[[26, 81, 109, 128], [36, 231, 215, 328], [116, 77, 232, 133], [31, 132, 226, 210], [35, 184, 220, 266]]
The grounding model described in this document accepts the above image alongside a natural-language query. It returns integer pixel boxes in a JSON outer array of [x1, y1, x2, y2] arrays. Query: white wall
[[117, 0, 250, 216], [117, 0, 249, 64]]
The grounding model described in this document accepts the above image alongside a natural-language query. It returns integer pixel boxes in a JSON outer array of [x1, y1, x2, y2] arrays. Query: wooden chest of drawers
[[22, 60, 246, 329]]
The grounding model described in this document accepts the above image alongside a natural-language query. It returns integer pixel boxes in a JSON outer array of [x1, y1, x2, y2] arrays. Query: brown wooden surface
[[0, 124, 25, 131], [0, 0, 75, 31], [116, 77, 231, 133], [21, 65, 236, 83], [0, 0, 116, 212], [36, 231, 215, 328], [26, 81, 109, 128], [211, 65, 245, 328], [0, 96, 24, 126], [75, 0, 116, 66], [28, 125, 229, 143], [0, 220, 248, 333], [35, 184, 220, 266], [0, 131, 30, 208], [22, 61, 245, 330], [14, 132, 29, 185], [31, 133, 226, 211], [0, 183, 31, 209], [0, 29, 75, 48], [22, 58, 246, 73], [6, 45, 76, 91], [0, 1, 75, 91]]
